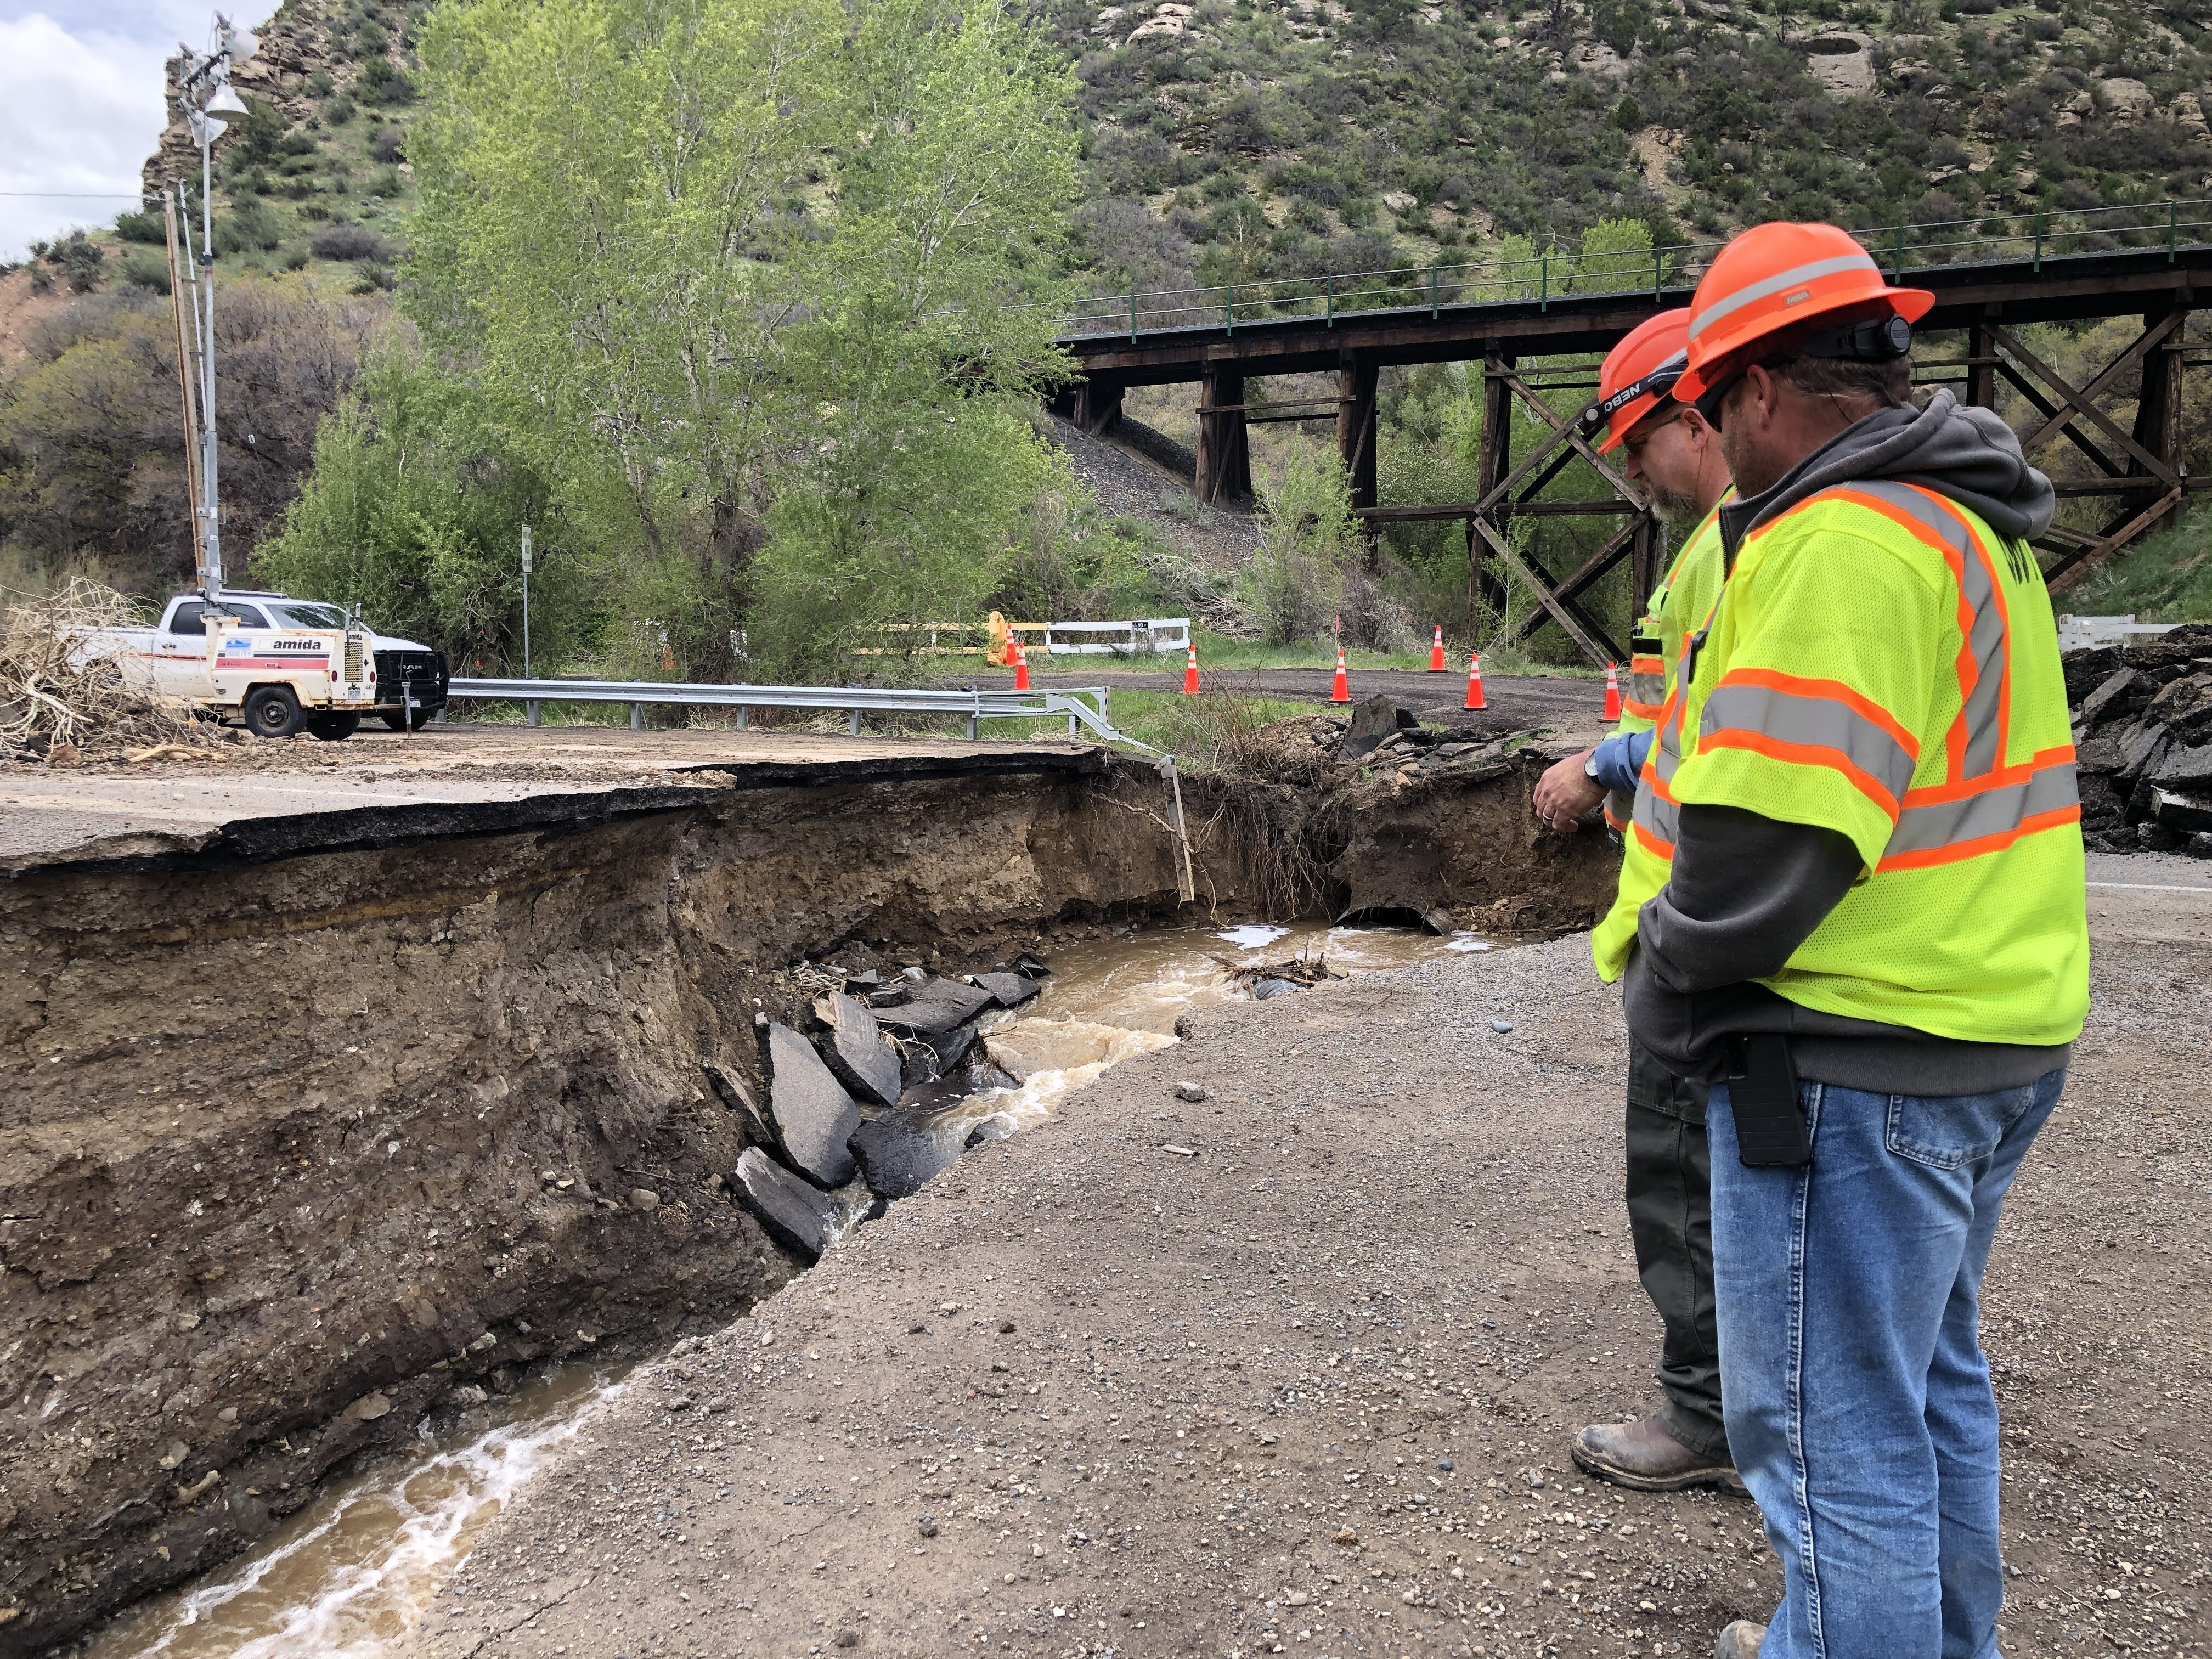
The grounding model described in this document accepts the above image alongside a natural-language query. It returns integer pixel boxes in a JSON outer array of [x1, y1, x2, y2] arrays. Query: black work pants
[[1624, 1040, 1730, 1464]]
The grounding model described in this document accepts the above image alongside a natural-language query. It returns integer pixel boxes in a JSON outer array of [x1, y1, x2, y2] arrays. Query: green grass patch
[[2068, 506, 2212, 623]]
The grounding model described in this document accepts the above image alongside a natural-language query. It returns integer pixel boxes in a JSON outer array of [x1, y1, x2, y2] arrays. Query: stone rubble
[[2064, 622, 2212, 855]]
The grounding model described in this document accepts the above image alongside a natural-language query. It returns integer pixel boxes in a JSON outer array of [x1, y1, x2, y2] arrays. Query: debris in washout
[[729, 1147, 840, 1260], [1, 577, 227, 760], [811, 989, 903, 1107], [2066, 622, 2212, 855], [760, 1023, 861, 1187]]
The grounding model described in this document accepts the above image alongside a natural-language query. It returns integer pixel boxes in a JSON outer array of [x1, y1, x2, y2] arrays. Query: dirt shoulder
[[414, 879, 2212, 1659]]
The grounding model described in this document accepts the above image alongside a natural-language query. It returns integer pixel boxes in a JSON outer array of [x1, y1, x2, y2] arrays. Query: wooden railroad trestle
[[1055, 249, 2210, 668]]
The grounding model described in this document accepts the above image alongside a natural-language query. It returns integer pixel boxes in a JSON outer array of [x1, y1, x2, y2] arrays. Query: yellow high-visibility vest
[[1606, 495, 1731, 831], [1592, 479, 2088, 1048]]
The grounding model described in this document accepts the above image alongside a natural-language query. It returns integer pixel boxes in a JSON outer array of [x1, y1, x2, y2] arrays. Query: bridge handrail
[[1058, 198, 2212, 339]]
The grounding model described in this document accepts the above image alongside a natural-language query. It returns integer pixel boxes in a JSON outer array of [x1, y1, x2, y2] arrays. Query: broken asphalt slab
[[762, 1022, 861, 1188]]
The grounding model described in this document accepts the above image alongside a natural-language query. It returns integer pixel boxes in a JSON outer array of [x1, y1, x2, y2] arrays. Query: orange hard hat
[[1675, 221, 1935, 402], [1583, 308, 1692, 454]]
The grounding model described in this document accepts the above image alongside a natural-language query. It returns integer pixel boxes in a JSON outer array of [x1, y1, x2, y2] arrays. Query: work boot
[[1714, 1618, 1767, 1658], [1571, 1414, 1748, 1495]]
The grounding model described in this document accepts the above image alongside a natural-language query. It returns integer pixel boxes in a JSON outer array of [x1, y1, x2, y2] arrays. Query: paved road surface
[[0, 728, 1101, 870]]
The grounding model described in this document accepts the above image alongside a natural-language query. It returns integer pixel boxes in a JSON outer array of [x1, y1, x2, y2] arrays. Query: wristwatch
[[1584, 750, 1601, 780]]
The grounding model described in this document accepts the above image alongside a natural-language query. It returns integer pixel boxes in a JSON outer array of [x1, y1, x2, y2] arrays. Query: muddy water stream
[[81, 921, 1487, 1657]]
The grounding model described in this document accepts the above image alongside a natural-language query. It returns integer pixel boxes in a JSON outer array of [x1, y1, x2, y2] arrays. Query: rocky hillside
[[1046, 0, 2212, 297], [91, 0, 2212, 309], [81, 0, 427, 301]]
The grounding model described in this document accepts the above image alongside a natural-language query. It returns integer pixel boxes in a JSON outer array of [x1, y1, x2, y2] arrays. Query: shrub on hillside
[[216, 198, 286, 254], [117, 250, 171, 294], [114, 211, 164, 245], [311, 222, 396, 262]]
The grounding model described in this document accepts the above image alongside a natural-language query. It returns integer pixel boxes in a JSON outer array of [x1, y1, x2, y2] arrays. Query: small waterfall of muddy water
[[81, 920, 1491, 1658]]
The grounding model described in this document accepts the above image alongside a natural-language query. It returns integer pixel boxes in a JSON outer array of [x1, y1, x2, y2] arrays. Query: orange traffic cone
[[1429, 625, 1447, 673], [1013, 637, 1031, 692], [1330, 645, 1351, 704], [1465, 652, 1486, 710], [1182, 641, 1200, 696], [1603, 661, 1622, 721]]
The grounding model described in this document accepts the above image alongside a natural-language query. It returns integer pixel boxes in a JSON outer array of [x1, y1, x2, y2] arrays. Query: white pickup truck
[[97, 590, 450, 740]]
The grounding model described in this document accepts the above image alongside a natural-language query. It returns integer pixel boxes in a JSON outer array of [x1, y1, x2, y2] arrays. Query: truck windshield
[[267, 602, 349, 629]]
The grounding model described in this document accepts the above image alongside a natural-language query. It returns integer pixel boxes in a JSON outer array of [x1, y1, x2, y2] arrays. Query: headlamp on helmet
[[1690, 311, 1916, 431], [1579, 348, 1688, 441]]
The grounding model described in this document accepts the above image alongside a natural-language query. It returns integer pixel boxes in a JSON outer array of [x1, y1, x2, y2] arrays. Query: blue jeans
[[1708, 1068, 2065, 1659]]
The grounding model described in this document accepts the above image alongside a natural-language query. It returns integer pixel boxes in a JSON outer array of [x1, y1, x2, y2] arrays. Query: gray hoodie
[[1623, 389, 2072, 1096]]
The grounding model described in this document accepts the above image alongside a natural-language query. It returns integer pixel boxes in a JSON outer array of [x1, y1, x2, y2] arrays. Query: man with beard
[[1531, 308, 1742, 1496], [1598, 222, 2085, 1659]]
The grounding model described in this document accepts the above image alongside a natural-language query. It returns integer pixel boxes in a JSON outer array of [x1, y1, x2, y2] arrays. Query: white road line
[[2086, 881, 2212, 894]]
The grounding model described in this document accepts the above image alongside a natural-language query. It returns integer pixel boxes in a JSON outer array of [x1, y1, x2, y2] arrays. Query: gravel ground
[[413, 872, 2209, 1659], [1049, 415, 1259, 569]]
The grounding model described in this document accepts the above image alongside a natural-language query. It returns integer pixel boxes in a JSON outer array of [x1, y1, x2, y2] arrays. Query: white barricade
[[1040, 617, 1190, 656]]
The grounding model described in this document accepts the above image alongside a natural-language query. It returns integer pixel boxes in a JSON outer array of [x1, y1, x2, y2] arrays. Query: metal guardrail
[[1060, 199, 2212, 340], [444, 675, 1144, 747], [2056, 613, 2184, 652]]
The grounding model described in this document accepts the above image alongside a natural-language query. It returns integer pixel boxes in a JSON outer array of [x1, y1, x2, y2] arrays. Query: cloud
[[0, 4, 283, 261]]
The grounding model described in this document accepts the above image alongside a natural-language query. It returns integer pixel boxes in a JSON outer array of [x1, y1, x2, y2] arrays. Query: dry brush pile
[[0, 578, 229, 761]]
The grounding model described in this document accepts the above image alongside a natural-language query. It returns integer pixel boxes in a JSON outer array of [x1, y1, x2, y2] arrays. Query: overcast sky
[[0, 2, 281, 261]]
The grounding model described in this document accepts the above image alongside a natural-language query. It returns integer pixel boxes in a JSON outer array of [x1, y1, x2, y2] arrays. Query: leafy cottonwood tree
[[407, 0, 1081, 674]]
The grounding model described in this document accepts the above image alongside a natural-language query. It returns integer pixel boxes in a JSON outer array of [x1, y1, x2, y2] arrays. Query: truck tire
[[379, 707, 436, 731], [306, 712, 360, 742], [243, 685, 304, 739]]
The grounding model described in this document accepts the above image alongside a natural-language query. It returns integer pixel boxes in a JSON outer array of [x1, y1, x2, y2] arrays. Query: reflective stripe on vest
[[1627, 633, 1698, 854], [1699, 668, 1921, 816], [1693, 481, 2074, 866], [1823, 481, 2013, 783], [1626, 650, 1667, 721], [1883, 744, 2080, 870]]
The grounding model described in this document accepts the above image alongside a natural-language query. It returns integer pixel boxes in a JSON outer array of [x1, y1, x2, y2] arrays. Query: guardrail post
[[1892, 223, 1905, 283], [848, 708, 861, 736], [2170, 200, 2178, 262], [1128, 292, 1137, 342], [1326, 273, 1335, 327], [1539, 252, 1548, 312], [1225, 284, 1235, 336], [1430, 263, 1440, 319], [629, 701, 642, 730], [2034, 212, 2044, 274], [526, 698, 541, 727], [736, 706, 748, 730], [1654, 245, 1663, 301]]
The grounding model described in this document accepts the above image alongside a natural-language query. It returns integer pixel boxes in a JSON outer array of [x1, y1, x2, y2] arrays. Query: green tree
[[1246, 449, 1361, 646], [409, 0, 1080, 674], [253, 348, 584, 669], [1568, 216, 1657, 295]]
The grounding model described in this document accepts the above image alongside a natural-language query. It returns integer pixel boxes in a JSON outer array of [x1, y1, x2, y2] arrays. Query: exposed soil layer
[[0, 761, 1179, 1654], [1, 740, 1618, 1654], [413, 869, 2211, 1659]]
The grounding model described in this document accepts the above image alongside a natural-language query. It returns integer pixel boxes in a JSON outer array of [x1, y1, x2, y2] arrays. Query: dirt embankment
[[0, 743, 1617, 1653]]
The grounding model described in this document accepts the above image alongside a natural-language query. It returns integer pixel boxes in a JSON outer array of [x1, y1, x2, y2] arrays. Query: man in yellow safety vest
[[1533, 309, 1743, 1497], [1593, 221, 2087, 1659]]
